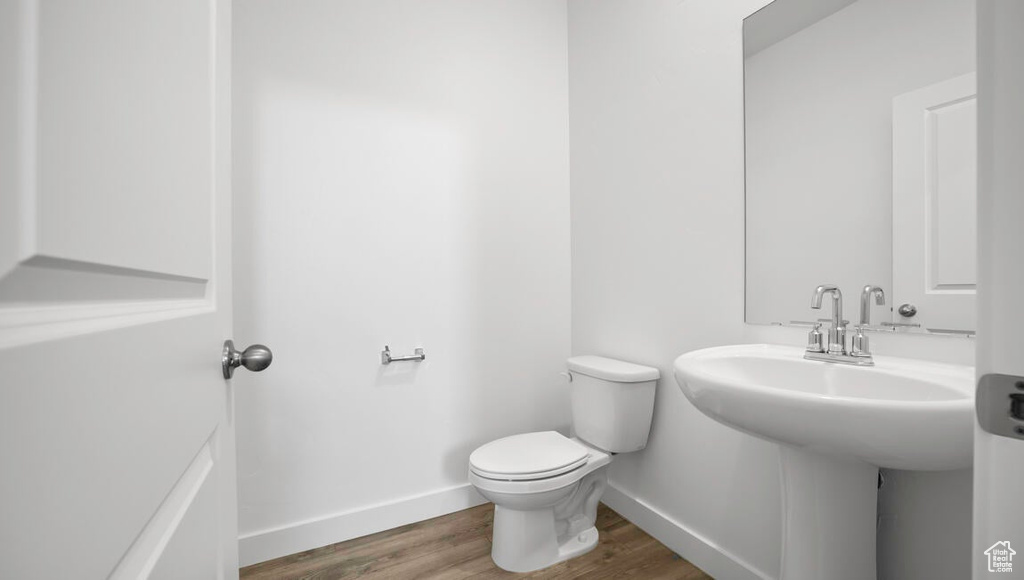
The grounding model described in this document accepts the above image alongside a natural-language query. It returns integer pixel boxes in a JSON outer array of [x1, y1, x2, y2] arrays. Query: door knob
[[897, 303, 918, 318], [222, 340, 273, 379]]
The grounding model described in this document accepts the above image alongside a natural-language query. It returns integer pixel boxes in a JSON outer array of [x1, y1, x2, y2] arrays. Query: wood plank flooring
[[241, 503, 712, 579]]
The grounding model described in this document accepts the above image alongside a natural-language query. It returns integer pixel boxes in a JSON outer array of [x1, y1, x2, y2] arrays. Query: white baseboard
[[602, 484, 774, 580], [238, 483, 488, 567]]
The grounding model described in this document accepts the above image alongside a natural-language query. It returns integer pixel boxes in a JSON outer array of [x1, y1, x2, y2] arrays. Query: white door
[[973, 1, 1024, 578], [0, 1, 238, 578], [892, 73, 977, 333]]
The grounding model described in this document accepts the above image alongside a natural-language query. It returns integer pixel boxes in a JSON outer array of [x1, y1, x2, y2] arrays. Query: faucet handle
[[850, 326, 872, 358], [806, 322, 825, 353]]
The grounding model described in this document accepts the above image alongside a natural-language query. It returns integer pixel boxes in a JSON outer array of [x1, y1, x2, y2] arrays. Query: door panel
[[892, 73, 977, 332], [1, 0, 216, 345], [34, 0, 213, 278], [0, 0, 235, 578]]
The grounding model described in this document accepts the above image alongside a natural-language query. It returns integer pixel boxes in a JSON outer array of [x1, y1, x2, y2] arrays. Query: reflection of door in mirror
[[892, 73, 977, 332]]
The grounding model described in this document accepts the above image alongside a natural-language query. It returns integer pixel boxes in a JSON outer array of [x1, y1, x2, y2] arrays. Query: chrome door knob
[[897, 303, 918, 318], [222, 340, 273, 379]]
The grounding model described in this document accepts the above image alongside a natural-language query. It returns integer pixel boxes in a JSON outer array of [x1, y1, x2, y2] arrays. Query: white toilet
[[468, 355, 660, 572]]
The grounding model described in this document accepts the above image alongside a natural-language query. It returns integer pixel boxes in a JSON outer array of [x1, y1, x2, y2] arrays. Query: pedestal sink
[[673, 344, 973, 580]]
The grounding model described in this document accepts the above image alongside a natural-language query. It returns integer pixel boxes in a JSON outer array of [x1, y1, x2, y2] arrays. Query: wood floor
[[241, 503, 713, 579]]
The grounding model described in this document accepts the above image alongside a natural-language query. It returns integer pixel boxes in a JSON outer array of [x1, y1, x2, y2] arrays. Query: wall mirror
[[743, 0, 977, 335]]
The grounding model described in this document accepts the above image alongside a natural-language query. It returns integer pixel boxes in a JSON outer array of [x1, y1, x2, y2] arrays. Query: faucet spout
[[811, 284, 843, 327], [859, 285, 886, 326], [811, 285, 846, 355]]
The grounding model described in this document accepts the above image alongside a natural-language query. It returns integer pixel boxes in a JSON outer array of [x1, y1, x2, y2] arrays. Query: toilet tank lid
[[567, 356, 660, 383]]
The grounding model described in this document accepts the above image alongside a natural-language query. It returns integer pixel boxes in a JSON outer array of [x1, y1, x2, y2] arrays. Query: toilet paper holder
[[381, 345, 426, 365]]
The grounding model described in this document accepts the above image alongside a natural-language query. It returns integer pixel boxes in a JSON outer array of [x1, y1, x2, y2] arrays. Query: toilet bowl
[[468, 356, 659, 573]]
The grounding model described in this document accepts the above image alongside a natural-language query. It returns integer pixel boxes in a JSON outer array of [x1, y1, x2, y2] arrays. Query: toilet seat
[[469, 433, 611, 495], [470, 457, 588, 481], [470, 431, 589, 481]]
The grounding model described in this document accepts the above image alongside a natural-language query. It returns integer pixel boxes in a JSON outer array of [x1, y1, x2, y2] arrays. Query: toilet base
[[472, 439, 611, 573], [554, 525, 599, 563], [487, 466, 608, 573], [490, 504, 599, 574]]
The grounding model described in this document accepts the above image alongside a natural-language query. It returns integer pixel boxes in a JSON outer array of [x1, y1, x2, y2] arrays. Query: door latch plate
[[977, 373, 1024, 440]]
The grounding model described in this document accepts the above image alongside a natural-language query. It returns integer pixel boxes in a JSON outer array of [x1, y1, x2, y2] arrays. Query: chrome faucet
[[858, 285, 886, 326], [851, 286, 885, 358], [804, 284, 875, 366], [811, 285, 846, 355]]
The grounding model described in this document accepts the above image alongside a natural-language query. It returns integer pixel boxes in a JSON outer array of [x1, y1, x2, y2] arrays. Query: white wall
[[232, 0, 571, 565], [568, 1, 974, 579], [745, 0, 975, 326], [568, 2, 781, 577]]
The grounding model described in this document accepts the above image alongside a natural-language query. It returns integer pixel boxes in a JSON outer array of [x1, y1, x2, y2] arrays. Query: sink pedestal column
[[779, 447, 878, 580]]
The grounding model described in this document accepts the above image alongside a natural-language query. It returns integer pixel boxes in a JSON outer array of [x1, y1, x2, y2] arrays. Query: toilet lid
[[469, 431, 589, 481]]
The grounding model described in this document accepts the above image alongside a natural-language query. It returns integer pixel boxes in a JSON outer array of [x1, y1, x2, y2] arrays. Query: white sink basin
[[673, 344, 974, 580], [674, 343, 974, 470]]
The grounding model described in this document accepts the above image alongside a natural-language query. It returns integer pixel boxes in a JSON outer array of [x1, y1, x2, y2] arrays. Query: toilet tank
[[567, 356, 660, 453]]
